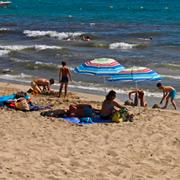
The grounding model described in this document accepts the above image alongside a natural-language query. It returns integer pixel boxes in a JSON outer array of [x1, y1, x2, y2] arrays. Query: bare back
[[60, 67, 69, 77], [163, 86, 175, 93]]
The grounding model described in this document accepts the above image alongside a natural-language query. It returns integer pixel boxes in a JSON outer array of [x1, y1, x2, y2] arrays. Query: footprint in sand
[[107, 149, 118, 157]]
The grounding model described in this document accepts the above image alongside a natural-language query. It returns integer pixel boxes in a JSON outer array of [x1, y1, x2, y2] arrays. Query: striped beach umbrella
[[74, 57, 124, 76], [108, 66, 161, 83]]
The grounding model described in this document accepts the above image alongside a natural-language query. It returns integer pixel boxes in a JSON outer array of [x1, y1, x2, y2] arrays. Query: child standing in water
[[59, 61, 72, 98], [157, 82, 177, 110]]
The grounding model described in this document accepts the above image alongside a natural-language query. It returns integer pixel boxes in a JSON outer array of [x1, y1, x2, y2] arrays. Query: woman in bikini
[[128, 88, 147, 107], [100, 90, 123, 119], [59, 61, 72, 98]]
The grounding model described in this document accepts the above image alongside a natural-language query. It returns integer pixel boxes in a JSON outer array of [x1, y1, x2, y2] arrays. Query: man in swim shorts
[[157, 82, 177, 110], [59, 61, 72, 98]]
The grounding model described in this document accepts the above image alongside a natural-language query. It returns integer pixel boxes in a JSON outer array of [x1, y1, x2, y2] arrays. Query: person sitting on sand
[[30, 78, 54, 94], [100, 90, 124, 119], [59, 61, 72, 98], [128, 88, 147, 107], [157, 82, 177, 110]]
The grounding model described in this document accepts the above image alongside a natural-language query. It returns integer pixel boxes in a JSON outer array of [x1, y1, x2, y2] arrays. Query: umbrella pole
[[104, 77, 107, 95]]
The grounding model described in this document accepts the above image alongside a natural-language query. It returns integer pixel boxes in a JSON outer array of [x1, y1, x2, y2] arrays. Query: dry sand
[[0, 82, 180, 180]]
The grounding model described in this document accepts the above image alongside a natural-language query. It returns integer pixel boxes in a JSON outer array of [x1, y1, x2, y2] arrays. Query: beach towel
[[30, 104, 52, 111], [62, 115, 112, 125], [0, 93, 16, 106]]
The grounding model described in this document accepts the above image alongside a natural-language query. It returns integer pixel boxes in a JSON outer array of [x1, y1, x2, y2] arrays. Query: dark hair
[[49, 78, 54, 85], [156, 82, 162, 87], [62, 61, 66, 66], [15, 91, 27, 99], [106, 90, 116, 100]]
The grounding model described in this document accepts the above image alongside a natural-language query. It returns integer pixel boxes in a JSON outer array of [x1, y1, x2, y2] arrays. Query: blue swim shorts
[[169, 89, 176, 99]]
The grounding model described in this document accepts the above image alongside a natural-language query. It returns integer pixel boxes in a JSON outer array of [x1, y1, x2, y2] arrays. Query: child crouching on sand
[[157, 82, 177, 110]]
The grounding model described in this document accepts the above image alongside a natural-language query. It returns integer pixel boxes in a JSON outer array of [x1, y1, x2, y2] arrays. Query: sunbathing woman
[[100, 90, 123, 119]]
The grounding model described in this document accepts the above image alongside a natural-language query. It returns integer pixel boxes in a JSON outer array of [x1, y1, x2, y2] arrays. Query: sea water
[[0, 0, 180, 101]]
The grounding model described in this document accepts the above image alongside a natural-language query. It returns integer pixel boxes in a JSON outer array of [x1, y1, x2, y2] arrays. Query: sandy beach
[[0, 82, 180, 180]]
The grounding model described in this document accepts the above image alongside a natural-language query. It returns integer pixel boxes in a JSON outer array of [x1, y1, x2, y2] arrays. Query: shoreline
[[0, 80, 179, 110]]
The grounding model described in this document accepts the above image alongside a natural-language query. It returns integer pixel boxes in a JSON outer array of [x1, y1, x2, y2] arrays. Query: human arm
[[128, 90, 136, 100], [68, 68, 72, 81], [59, 68, 62, 82], [160, 91, 168, 104], [113, 100, 124, 109]]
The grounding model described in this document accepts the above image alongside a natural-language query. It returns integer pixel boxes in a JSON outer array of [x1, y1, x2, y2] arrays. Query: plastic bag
[[112, 111, 123, 123]]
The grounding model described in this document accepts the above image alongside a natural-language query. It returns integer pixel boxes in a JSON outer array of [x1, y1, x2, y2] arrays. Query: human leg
[[59, 83, 64, 97], [169, 89, 176, 110], [31, 81, 41, 94], [171, 98, 177, 110], [64, 83, 68, 97]]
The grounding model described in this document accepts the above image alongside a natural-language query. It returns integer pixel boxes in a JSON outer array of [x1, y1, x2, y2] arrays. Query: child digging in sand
[[30, 78, 54, 95], [157, 82, 177, 110]]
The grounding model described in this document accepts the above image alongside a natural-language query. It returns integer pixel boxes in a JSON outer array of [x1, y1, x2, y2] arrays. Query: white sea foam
[[11, 58, 31, 63], [0, 73, 31, 81], [23, 30, 83, 40], [0, 45, 62, 52], [34, 45, 62, 50], [35, 61, 59, 67], [90, 23, 96, 26], [109, 42, 137, 49], [161, 75, 180, 80], [0, 28, 10, 32], [0, 50, 10, 56]]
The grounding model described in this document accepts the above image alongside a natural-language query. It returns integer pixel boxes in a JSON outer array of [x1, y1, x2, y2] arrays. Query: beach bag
[[15, 98, 30, 111], [112, 107, 133, 123], [112, 111, 123, 123]]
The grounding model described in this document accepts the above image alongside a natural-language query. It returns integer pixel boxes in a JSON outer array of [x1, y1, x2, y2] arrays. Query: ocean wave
[[0, 45, 62, 54], [109, 42, 138, 49], [10, 58, 61, 71], [23, 30, 84, 40], [161, 75, 180, 80], [0, 73, 32, 81], [0, 50, 10, 56], [127, 31, 162, 38], [156, 63, 180, 70], [34, 61, 59, 70], [0, 28, 11, 33]]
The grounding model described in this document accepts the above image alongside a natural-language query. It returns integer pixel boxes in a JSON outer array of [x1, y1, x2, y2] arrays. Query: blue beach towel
[[62, 116, 112, 125], [0, 93, 16, 106]]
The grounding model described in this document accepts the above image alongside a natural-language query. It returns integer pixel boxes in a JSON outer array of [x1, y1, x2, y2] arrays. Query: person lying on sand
[[30, 78, 54, 94], [128, 88, 147, 107], [67, 104, 93, 117], [157, 82, 177, 110], [100, 90, 124, 120]]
